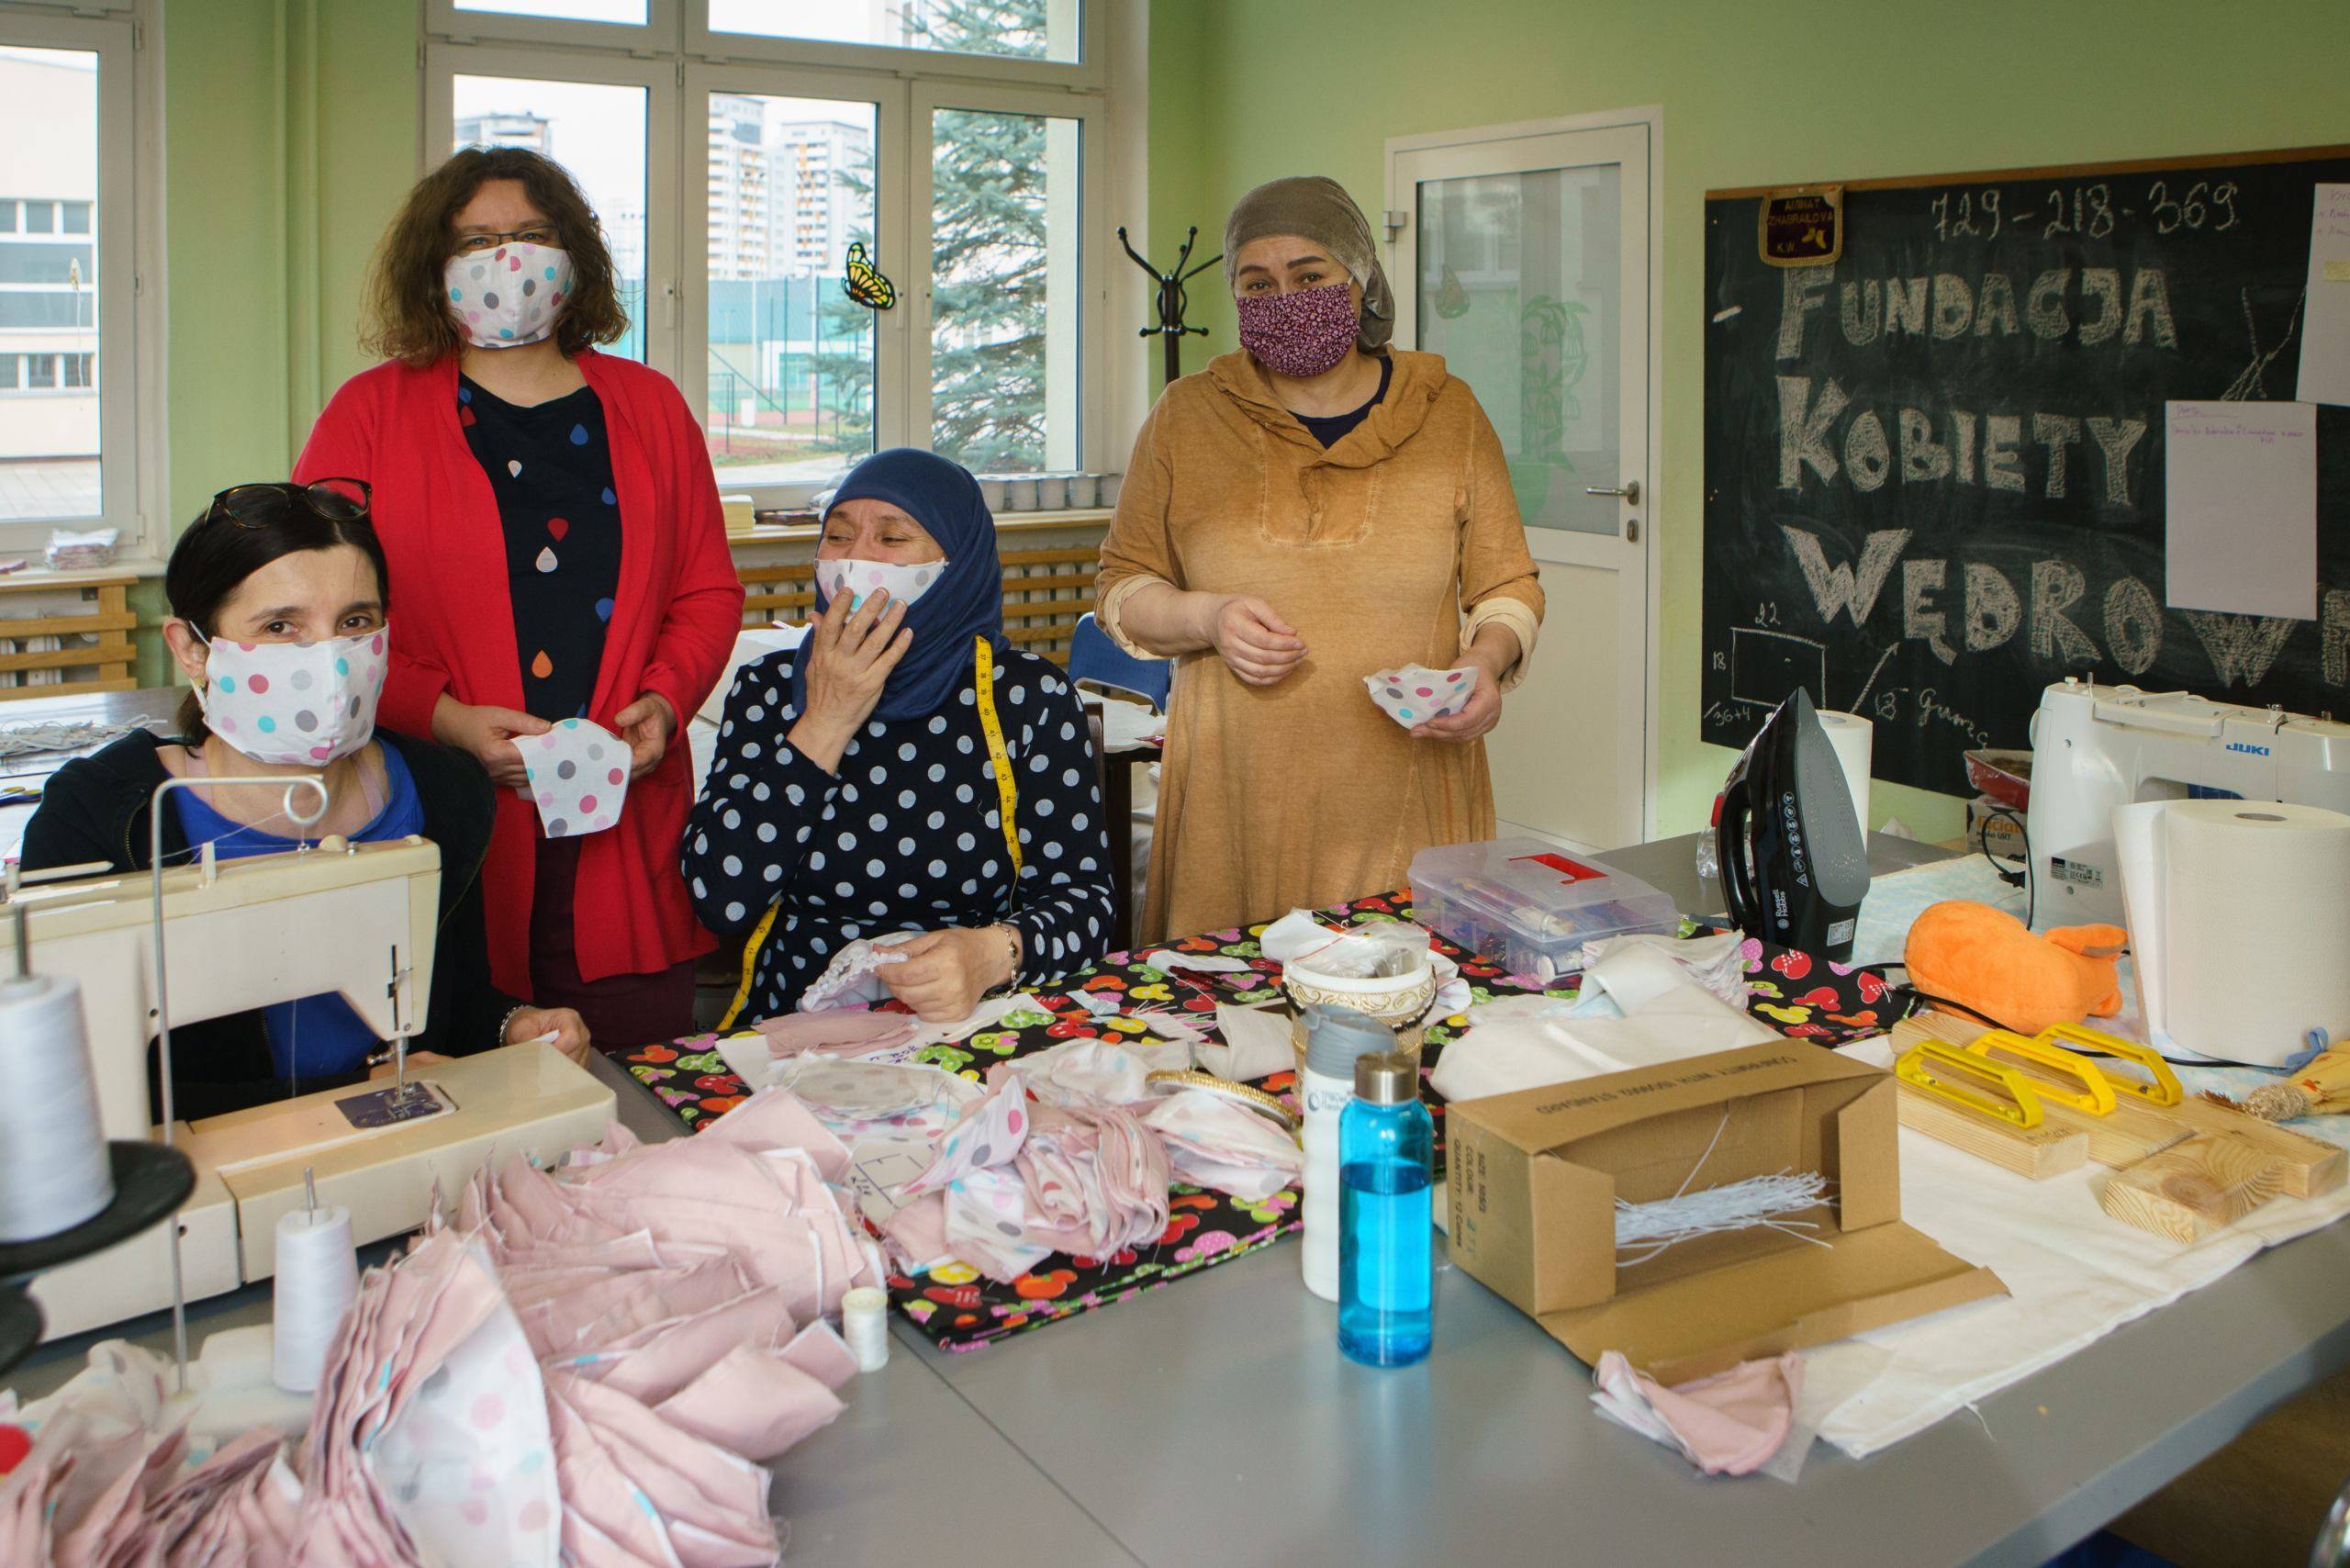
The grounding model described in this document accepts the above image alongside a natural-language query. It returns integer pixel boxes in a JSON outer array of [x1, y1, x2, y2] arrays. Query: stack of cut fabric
[[0, 1083, 876, 1567], [878, 1037, 1304, 1282]]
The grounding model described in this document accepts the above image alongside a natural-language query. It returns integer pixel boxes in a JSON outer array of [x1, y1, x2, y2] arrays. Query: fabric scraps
[[800, 930, 920, 1011], [1429, 980, 1778, 1103], [1590, 1350, 1803, 1477], [1140, 1088, 1304, 1203], [1195, 1002, 1296, 1082]]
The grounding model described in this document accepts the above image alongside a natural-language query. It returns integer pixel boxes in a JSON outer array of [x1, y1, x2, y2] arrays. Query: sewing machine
[[2026, 678, 2350, 927], [12, 835, 613, 1338]]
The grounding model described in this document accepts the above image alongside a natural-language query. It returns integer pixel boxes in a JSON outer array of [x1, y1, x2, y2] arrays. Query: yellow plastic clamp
[[2039, 1023, 2184, 1109], [1966, 1029, 2119, 1117], [1897, 1038, 2046, 1129]]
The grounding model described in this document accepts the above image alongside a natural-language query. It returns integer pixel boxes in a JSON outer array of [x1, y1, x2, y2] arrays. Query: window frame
[[421, 39, 683, 376], [908, 76, 1106, 481], [0, 1, 164, 563], [688, 0, 1102, 93], [680, 62, 910, 500], [425, 3, 1123, 509], [424, 0, 680, 54]]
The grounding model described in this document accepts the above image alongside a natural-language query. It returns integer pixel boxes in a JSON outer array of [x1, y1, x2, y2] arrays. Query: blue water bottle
[[1337, 1050, 1435, 1367]]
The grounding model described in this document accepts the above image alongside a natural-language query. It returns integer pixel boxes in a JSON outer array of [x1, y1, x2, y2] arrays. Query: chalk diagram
[[1728, 624, 1828, 712], [2221, 286, 2304, 401]]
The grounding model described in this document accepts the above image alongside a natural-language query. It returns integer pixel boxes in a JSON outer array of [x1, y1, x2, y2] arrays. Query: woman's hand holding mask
[[789, 588, 912, 773]]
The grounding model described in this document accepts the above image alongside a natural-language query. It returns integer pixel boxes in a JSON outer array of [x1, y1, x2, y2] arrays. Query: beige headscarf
[[1222, 174, 1395, 353]]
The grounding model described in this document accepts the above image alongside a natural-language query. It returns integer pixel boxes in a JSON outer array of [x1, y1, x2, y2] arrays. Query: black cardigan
[[20, 729, 517, 1120]]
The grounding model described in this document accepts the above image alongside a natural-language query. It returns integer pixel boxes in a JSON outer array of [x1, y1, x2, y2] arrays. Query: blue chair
[[1069, 611, 1169, 711]]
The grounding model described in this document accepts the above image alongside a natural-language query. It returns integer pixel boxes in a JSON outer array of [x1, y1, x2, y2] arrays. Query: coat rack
[[1118, 226, 1222, 387]]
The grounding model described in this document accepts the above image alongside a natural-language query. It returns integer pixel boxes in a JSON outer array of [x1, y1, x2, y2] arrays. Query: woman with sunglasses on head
[[295, 148, 744, 1049], [19, 482, 588, 1120]]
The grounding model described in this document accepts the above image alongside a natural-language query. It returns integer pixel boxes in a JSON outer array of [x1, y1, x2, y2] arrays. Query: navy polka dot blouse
[[682, 644, 1116, 1020]]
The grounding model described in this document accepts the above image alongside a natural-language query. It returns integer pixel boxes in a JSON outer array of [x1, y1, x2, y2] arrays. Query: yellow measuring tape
[[719, 636, 1021, 1030]]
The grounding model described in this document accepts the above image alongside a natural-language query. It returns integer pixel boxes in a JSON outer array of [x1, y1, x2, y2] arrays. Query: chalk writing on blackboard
[[1703, 148, 2350, 794]]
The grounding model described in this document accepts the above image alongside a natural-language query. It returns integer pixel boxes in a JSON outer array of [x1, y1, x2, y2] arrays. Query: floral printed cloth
[[612, 891, 1905, 1351]]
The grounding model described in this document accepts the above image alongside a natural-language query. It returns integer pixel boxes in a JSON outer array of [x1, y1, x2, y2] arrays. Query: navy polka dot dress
[[682, 644, 1116, 1020]]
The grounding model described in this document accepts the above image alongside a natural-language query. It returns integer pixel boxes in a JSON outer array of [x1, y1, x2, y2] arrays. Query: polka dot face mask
[[814, 555, 946, 614], [443, 241, 574, 350], [194, 624, 389, 767]]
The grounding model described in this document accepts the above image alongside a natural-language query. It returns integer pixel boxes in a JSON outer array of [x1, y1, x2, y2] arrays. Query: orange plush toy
[[1903, 900, 2129, 1036]]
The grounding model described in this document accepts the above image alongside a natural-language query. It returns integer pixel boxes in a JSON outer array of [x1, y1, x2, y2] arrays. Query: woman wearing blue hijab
[[685, 449, 1115, 1023]]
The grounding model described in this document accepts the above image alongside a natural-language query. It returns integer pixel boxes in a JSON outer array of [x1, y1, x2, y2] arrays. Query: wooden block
[[2098, 1133, 2288, 1242], [1895, 1077, 2090, 1179], [2166, 1093, 2346, 1199]]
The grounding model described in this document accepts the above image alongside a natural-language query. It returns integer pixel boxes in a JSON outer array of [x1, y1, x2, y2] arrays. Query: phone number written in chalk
[[1927, 179, 2243, 244]]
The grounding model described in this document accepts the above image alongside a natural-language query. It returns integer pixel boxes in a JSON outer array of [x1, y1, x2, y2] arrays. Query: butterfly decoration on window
[[843, 242, 897, 310]]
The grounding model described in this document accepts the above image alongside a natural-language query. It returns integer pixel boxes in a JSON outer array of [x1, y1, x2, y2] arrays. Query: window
[[431, 4, 1117, 506], [455, 0, 648, 20], [23, 199, 50, 233], [704, 0, 1084, 65], [60, 199, 87, 233], [925, 102, 1083, 473]]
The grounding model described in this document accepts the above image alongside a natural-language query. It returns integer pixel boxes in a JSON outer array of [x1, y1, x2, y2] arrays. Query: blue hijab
[[792, 448, 1006, 724]]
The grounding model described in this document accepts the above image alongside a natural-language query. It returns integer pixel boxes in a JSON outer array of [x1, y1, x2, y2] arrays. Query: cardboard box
[[1967, 792, 2026, 862], [1446, 1043, 2005, 1383]]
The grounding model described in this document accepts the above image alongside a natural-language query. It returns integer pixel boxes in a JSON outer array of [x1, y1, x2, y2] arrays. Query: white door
[[1390, 114, 1655, 850]]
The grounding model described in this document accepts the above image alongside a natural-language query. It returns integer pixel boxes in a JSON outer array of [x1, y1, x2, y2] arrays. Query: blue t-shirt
[[170, 744, 426, 1080]]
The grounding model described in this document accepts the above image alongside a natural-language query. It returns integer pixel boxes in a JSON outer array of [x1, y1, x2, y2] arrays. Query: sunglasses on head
[[204, 478, 372, 530]]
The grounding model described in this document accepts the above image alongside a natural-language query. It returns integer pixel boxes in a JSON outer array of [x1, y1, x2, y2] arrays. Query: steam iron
[[1716, 688, 1871, 960]]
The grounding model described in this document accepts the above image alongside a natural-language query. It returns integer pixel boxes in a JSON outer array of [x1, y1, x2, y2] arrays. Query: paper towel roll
[[1818, 711, 1873, 832], [2161, 801, 2350, 1067]]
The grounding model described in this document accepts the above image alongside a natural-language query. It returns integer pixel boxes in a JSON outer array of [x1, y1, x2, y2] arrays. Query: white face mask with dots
[[444, 241, 574, 349], [815, 556, 946, 613], [194, 624, 389, 767]]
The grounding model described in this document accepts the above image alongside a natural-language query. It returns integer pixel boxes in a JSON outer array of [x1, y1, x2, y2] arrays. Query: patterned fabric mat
[[610, 892, 1900, 1352]]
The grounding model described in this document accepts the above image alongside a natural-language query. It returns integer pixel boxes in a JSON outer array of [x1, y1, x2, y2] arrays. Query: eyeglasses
[[453, 226, 558, 256], [205, 478, 372, 530]]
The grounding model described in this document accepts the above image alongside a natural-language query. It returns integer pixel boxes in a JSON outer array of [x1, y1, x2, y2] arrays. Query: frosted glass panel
[[1416, 165, 1619, 532]]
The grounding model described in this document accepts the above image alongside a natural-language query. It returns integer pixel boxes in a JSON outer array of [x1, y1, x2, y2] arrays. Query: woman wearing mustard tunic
[[1097, 175, 1545, 943]]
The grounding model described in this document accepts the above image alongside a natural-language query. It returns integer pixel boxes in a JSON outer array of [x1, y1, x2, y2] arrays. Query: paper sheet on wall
[[2162, 400, 2317, 620], [2298, 184, 2350, 407]]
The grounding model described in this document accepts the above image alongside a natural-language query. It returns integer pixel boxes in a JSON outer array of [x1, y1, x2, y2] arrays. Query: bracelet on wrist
[[498, 1003, 529, 1048]]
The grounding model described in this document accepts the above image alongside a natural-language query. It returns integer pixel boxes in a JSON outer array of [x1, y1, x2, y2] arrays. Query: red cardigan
[[296, 351, 744, 991]]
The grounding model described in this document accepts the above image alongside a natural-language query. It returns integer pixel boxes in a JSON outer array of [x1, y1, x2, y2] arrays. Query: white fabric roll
[[0, 975, 113, 1243]]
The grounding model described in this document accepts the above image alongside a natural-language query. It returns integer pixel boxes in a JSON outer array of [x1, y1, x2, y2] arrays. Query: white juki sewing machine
[[2025, 678, 2350, 927], [13, 835, 613, 1338]]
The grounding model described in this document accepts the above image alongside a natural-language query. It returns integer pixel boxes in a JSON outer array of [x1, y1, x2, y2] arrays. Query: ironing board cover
[[610, 893, 1904, 1352]]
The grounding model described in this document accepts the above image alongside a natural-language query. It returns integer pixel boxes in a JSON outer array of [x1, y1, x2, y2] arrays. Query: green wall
[[145, 0, 415, 681], [1145, 0, 2350, 842]]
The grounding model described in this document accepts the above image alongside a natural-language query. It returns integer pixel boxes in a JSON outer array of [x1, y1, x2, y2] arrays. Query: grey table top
[[12, 829, 2347, 1567]]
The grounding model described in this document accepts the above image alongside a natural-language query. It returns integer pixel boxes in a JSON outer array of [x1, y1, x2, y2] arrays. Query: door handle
[[1586, 481, 1640, 505]]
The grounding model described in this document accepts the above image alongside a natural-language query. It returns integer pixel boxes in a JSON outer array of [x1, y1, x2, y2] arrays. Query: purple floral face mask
[[1236, 281, 1360, 378]]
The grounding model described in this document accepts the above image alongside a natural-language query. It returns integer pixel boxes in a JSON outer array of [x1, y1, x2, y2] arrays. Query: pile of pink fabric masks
[[0, 1085, 877, 1567], [1, 1344, 301, 1563], [879, 1037, 1304, 1283]]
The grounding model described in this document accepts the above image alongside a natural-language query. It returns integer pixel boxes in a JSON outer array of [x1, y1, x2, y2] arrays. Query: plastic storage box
[[1408, 838, 1681, 981]]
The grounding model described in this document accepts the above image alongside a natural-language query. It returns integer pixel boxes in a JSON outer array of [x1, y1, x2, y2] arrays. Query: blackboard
[[1701, 146, 2350, 796]]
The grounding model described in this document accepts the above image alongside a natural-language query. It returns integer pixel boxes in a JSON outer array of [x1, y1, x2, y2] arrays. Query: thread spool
[[272, 1200, 357, 1393], [0, 974, 114, 1244], [842, 1285, 889, 1372]]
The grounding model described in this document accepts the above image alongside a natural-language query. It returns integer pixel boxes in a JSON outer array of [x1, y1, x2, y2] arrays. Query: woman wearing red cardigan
[[297, 148, 744, 1046]]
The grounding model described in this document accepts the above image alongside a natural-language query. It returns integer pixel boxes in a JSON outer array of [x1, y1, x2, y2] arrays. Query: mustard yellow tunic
[[1098, 350, 1545, 943]]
